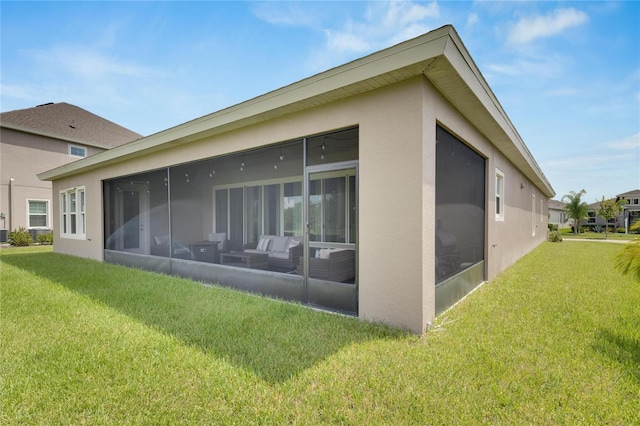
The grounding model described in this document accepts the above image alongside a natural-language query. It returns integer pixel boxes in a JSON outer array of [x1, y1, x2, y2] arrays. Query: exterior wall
[[52, 77, 431, 332], [0, 127, 103, 233], [50, 76, 550, 333], [549, 207, 570, 228], [424, 77, 548, 283]]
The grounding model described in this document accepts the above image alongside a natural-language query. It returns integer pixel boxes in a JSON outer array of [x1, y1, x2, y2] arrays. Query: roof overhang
[[38, 25, 554, 198]]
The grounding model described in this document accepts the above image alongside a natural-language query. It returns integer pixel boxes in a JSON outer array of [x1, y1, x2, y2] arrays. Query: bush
[[8, 227, 33, 246], [548, 231, 563, 242], [37, 232, 54, 245], [617, 227, 626, 234], [548, 223, 558, 231]]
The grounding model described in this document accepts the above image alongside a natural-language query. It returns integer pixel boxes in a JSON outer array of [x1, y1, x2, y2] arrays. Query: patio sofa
[[298, 248, 356, 283], [150, 235, 192, 259], [244, 235, 303, 272]]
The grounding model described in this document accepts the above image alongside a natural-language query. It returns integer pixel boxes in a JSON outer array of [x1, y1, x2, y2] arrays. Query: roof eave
[[38, 25, 555, 199]]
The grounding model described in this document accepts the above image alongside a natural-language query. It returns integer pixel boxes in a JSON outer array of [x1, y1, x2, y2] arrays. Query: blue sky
[[1, 1, 638, 201]]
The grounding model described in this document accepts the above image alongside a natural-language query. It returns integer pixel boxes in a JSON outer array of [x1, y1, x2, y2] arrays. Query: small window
[[69, 145, 87, 158], [495, 169, 505, 221], [60, 187, 86, 239], [28, 200, 49, 228]]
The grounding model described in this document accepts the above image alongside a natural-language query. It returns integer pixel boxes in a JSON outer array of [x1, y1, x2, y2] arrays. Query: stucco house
[[581, 190, 640, 232], [0, 102, 141, 241], [39, 26, 554, 333], [548, 199, 569, 229], [616, 189, 640, 231]]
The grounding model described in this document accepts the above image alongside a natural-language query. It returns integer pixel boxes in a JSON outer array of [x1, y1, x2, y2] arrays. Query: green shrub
[[547, 223, 558, 231], [548, 231, 563, 242], [37, 232, 54, 245], [617, 227, 626, 234], [8, 227, 33, 246]]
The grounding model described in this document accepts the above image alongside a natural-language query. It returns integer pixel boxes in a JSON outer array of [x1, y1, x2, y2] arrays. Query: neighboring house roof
[[0, 102, 142, 149], [548, 199, 566, 210], [587, 201, 601, 210], [617, 189, 640, 198], [38, 25, 555, 198]]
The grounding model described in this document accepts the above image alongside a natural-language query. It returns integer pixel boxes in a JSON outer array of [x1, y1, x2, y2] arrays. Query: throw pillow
[[257, 237, 271, 251]]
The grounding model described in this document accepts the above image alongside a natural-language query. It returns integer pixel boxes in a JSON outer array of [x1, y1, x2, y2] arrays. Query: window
[[28, 200, 49, 228], [60, 187, 86, 238], [495, 169, 505, 221], [69, 145, 87, 158]]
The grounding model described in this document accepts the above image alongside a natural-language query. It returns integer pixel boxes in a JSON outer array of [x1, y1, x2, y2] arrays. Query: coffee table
[[189, 241, 219, 263], [219, 251, 269, 270]]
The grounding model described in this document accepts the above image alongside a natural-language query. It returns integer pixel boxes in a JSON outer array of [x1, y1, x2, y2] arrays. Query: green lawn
[[2, 243, 639, 424]]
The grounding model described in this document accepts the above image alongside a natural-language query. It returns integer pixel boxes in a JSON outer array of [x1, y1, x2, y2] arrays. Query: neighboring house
[[0, 102, 141, 241], [548, 199, 570, 228], [39, 26, 554, 333], [616, 189, 640, 231], [584, 200, 616, 230], [580, 190, 640, 232]]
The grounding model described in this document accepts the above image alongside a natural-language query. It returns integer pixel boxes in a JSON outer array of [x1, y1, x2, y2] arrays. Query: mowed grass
[[1, 243, 638, 424]]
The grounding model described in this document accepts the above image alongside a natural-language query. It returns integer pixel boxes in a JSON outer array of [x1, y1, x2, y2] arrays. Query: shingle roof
[[616, 189, 640, 198], [0, 102, 142, 148], [548, 199, 566, 210]]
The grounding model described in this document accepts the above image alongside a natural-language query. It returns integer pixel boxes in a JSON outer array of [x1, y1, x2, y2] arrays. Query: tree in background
[[615, 219, 640, 281], [596, 196, 627, 239], [562, 190, 588, 235]]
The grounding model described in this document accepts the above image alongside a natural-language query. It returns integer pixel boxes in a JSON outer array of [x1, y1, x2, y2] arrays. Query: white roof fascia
[[38, 27, 453, 181]]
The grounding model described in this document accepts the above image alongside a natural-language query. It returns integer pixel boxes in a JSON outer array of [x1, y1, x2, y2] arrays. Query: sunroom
[[103, 127, 359, 314]]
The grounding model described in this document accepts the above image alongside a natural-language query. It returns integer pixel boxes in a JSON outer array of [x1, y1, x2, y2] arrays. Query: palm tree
[[562, 190, 588, 235], [615, 219, 640, 281], [596, 196, 627, 239]]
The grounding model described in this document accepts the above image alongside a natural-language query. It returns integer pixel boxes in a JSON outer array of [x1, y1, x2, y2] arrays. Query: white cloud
[[28, 46, 155, 81], [466, 12, 479, 28], [486, 55, 564, 79], [250, 2, 320, 27], [507, 8, 589, 45], [607, 133, 640, 150], [543, 87, 580, 97], [307, 0, 440, 71]]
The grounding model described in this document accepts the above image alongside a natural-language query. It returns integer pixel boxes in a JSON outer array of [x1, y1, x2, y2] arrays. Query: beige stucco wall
[[50, 75, 549, 333], [0, 128, 103, 231]]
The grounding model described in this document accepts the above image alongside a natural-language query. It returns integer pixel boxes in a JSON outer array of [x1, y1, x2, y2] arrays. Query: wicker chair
[[298, 249, 355, 283]]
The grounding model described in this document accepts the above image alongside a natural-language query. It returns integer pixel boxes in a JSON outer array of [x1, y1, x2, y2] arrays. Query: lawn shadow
[[3, 251, 407, 384], [593, 326, 640, 384]]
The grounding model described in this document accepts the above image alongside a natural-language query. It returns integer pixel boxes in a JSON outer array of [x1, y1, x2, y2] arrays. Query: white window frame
[[68, 144, 87, 158], [60, 186, 86, 239], [495, 168, 505, 221], [26, 199, 50, 229]]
